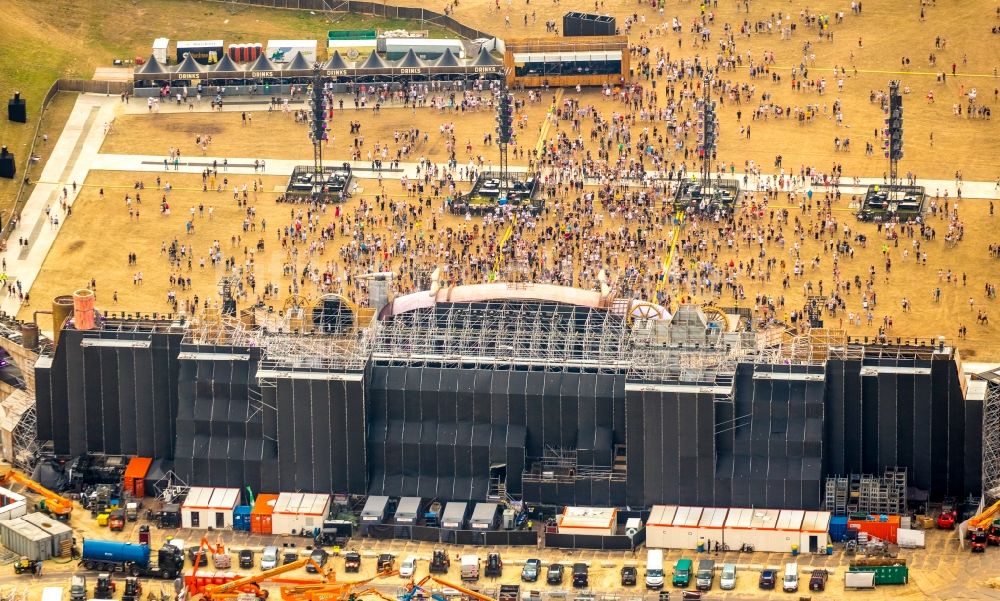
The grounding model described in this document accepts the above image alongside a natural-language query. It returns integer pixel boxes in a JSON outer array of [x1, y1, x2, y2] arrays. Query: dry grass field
[[17, 0, 1000, 359]]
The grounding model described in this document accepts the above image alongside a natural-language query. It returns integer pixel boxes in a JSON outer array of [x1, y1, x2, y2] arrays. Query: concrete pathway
[[1, 94, 119, 318]]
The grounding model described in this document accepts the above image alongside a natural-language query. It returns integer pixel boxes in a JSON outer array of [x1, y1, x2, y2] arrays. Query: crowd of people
[[34, 0, 998, 348]]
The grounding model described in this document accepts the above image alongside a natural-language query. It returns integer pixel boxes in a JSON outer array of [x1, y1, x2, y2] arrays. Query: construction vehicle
[[429, 550, 450, 574], [937, 497, 957, 529], [969, 499, 1000, 531], [0, 463, 73, 520], [405, 575, 499, 601], [109, 509, 126, 532], [94, 573, 116, 599], [81, 539, 185, 579], [125, 501, 140, 522], [971, 529, 988, 553], [279, 567, 398, 601], [202, 557, 327, 600], [13, 557, 40, 574], [121, 577, 142, 601], [989, 519, 1000, 546]]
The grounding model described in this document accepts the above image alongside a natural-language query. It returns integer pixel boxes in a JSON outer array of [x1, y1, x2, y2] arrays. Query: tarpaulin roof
[[248, 53, 279, 72], [433, 48, 461, 67], [211, 54, 242, 75], [137, 55, 167, 75], [174, 53, 203, 75], [324, 51, 351, 70], [284, 51, 313, 72], [358, 51, 391, 71], [396, 49, 427, 69], [471, 46, 503, 66]]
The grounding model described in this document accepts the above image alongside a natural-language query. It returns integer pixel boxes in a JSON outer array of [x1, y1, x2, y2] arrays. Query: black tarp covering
[[36, 327, 182, 458], [174, 344, 266, 491]]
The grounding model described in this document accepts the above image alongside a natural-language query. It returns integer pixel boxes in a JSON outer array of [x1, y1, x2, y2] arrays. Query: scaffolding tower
[[825, 469, 907, 516], [983, 378, 1000, 503]]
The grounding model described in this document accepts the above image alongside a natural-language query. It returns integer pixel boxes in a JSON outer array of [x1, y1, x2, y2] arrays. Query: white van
[[460, 555, 480, 581], [645, 549, 664, 589], [782, 563, 799, 592], [261, 546, 279, 570], [399, 556, 417, 578]]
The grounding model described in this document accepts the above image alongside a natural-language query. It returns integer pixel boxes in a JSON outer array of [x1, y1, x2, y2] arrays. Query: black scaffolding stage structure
[[672, 178, 741, 216], [450, 172, 541, 215], [33, 292, 988, 511], [857, 184, 926, 223], [284, 163, 354, 203]]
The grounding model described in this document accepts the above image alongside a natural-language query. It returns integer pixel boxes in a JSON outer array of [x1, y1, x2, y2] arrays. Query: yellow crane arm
[[205, 558, 324, 599], [970, 499, 1000, 529]]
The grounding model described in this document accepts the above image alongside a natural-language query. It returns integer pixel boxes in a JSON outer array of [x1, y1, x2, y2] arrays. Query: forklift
[[94, 574, 116, 599], [121, 576, 142, 601], [970, 529, 988, 553]]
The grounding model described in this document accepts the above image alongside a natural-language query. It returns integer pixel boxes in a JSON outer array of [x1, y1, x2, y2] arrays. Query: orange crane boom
[[203, 557, 326, 600], [0, 463, 73, 518], [415, 575, 497, 601]]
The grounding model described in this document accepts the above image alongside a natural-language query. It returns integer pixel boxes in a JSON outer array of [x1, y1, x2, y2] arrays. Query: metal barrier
[[363, 524, 538, 546]]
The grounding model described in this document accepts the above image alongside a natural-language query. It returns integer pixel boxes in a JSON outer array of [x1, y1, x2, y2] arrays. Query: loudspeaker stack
[[8, 92, 27, 123]]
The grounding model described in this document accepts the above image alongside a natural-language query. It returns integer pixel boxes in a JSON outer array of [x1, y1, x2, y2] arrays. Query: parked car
[[344, 552, 362, 572], [399, 556, 417, 578], [620, 566, 638, 586], [719, 564, 737, 590], [546, 563, 565, 585], [260, 547, 279, 570], [187, 548, 208, 567], [283, 552, 299, 566], [238, 550, 254, 569], [572, 563, 588, 588], [758, 569, 777, 590], [521, 558, 541, 582], [306, 549, 329, 573], [809, 569, 828, 591]]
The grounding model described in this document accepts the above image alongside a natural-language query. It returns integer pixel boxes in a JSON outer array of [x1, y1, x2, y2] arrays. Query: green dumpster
[[848, 565, 909, 585]]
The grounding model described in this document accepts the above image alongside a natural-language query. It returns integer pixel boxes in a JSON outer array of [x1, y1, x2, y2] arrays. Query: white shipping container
[[0, 487, 27, 521], [20, 512, 73, 557], [271, 492, 330, 535], [152, 38, 170, 64], [0, 518, 51, 560], [645, 505, 677, 549], [799, 511, 831, 553], [181, 487, 239, 529], [41, 588, 63, 601], [896, 528, 925, 548], [660, 506, 702, 550]]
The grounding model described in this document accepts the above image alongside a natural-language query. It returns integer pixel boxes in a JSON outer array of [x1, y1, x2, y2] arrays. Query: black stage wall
[[174, 344, 267, 492], [823, 351, 976, 501], [624, 383, 717, 507], [33, 322, 983, 509], [262, 371, 368, 495], [35, 327, 182, 459]]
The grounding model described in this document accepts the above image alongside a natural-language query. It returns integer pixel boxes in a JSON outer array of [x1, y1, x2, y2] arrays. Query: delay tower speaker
[[0, 146, 15, 179], [8, 92, 27, 123]]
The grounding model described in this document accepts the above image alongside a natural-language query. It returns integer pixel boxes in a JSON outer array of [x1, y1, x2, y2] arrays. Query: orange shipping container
[[848, 515, 900, 544], [123, 457, 153, 497], [251, 494, 278, 535]]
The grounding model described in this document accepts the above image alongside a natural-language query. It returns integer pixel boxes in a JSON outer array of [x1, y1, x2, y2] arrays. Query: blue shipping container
[[233, 506, 252, 531], [82, 540, 151, 565], [829, 516, 849, 542]]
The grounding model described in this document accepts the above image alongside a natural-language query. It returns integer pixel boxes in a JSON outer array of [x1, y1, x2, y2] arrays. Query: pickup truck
[[344, 552, 361, 573]]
